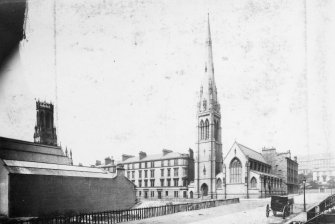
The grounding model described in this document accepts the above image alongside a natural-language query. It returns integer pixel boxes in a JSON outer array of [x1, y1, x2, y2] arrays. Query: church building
[[188, 15, 285, 199], [188, 15, 223, 199]]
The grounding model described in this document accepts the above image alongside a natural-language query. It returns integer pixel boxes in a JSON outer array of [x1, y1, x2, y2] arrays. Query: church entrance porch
[[201, 183, 209, 196]]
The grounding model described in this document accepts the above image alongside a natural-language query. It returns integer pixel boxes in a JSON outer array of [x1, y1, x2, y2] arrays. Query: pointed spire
[[199, 14, 218, 112], [70, 149, 72, 159], [65, 147, 68, 156]]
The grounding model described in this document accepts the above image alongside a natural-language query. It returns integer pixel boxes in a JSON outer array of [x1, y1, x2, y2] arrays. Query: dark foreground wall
[[9, 174, 136, 217]]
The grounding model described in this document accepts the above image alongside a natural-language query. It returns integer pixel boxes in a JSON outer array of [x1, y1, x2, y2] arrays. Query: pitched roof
[[3, 159, 117, 178], [236, 142, 268, 165], [119, 152, 189, 163]]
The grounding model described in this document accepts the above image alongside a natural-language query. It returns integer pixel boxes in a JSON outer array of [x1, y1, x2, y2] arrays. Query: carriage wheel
[[266, 204, 270, 217]]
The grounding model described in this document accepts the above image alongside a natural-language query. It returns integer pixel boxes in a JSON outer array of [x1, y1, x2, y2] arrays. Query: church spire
[[199, 14, 218, 113]]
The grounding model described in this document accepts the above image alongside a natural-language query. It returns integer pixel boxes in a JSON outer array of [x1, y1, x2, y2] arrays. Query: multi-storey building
[[118, 149, 194, 199], [261, 148, 299, 194]]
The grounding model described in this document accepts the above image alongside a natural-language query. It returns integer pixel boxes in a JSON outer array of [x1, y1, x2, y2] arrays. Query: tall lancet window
[[230, 158, 242, 183], [205, 119, 209, 139], [200, 120, 204, 140]]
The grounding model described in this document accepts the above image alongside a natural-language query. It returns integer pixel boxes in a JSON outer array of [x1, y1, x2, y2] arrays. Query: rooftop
[[3, 159, 117, 178], [119, 151, 190, 163], [236, 142, 268, 165]]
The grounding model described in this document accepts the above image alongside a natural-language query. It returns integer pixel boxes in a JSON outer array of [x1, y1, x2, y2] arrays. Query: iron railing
[[10, 198, 239, 224]]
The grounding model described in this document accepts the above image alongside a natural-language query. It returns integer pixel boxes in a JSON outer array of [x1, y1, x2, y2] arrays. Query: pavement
[[125, 193, 330, 224]]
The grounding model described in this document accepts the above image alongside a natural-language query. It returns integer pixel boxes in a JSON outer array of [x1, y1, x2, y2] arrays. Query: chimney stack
[[294, 156, 297, 162], [116, 164, 125, 176], [139, 151, 147, 160], [122, 154, 135, 162], [105, 157, 112, 165], [95, 160, 101, 166], [162, 149, 172, 156]]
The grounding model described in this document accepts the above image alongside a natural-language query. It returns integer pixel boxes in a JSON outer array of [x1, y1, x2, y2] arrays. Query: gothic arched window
[[40, 111, 44, 127], [214, 120, 219, 140], [250, 177, 257, 188], [200, 120, 204, 140], [230, 158, 242, 183], [46, 112, 51, 128], [216, 178, 222, 189], [205, 119, 209, 139]]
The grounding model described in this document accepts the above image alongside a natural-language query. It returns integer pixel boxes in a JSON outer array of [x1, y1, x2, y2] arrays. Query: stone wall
[[8, 174, 136, 217]]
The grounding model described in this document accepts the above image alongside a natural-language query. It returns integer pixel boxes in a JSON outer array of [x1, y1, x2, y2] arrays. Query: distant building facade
[[298, 153, 335, 186], [262, 148, 299, 194], [118, 149, 194, 199]]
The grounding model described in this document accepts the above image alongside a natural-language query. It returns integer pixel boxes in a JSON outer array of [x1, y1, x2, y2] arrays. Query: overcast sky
[[0, 0, 334, 165]]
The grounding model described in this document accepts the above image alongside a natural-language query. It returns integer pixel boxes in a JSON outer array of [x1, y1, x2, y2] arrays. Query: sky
[[0, 0, 334, 165]]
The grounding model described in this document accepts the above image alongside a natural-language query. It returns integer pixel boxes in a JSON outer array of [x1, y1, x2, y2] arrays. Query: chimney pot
[[139, 151, 147, 160]]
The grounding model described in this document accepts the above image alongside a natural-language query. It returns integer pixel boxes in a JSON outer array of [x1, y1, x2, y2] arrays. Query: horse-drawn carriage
[[266, 195, 294, 219]]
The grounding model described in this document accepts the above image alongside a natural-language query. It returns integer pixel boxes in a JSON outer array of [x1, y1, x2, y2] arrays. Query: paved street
[[126, 193, 329, 224]]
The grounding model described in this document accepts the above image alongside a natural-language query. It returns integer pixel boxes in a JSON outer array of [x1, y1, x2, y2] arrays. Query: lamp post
[[303, 177, 306, 212]]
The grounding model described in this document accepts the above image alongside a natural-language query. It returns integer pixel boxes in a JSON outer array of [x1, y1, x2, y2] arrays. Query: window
[[174, 191, 178, 198], [150, 170, 155, 178], [174, 179, 179, 186], [151, 161, 155, 168], [145, 170, 148, 178], [200, 120, 204, 140], [127, 171, 130, 178], [161, 169, 164, 177], [168, 160, 171, 166], [183, 168, 187, 176], [139, 163, 142, 169], [144, 180, 148, 187], [167, 168, 171, 177], [132, 163, 134, 169], [132, 171, 135, 179], [166, 191, 168, 196], [127, 164, 130, 169], [183, 191, 187, 198], [214, 120, 219, 140], [167, 179, 171, 187], [205, 119, 209, 139], [160, 179, 164, 187], [139, 170, 142, 178], [183, 179, 187, 186], [250, 177, 257, 188], [145, 162, 148, 168], [150, 180, 155, 187], [139, 180, 142, 187], [132, 180, 135, 184], [174, 168, 179, 177], [174, 159, 178, 166], [230, 158, 242, 183], [139, 191, 142, 197], [151, 191, 154, 197], [161, 160, 164, 167]]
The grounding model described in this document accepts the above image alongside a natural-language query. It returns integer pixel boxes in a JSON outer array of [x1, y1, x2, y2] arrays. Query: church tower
[[34, 100, 58, 146], [194, 15, 222, 199]]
